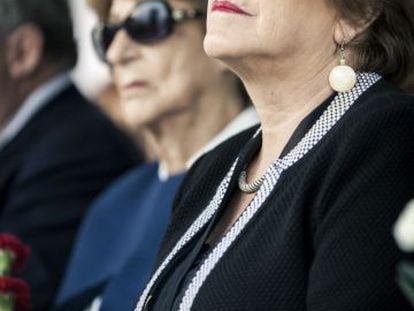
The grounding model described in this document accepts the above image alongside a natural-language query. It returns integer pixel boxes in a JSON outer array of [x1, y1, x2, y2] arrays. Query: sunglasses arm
[[172, 9, 205, 22]]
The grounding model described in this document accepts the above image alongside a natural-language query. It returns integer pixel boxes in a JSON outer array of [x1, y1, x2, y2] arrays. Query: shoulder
[[305, 80, 414, 183], [38, 85, 136, 149], [74, 164, 160, 234], [22, 85, 141, 172], [86, 163, 185, 217], [306, 81, 414, 226], [342, 80, 414, 129], [321, 80, 414, 159], [90, 163, 159, 207]]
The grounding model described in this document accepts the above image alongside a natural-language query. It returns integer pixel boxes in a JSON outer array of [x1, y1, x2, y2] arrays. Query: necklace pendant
[[238, 170, 264, 193]]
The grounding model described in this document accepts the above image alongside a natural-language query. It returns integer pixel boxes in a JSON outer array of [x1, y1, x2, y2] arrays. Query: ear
[[334, 14, 378, 44], [5, 24, 44, 79]]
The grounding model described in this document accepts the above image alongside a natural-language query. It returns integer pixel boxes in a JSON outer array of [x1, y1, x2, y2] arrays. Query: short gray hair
[[0, 0, 78, 68]]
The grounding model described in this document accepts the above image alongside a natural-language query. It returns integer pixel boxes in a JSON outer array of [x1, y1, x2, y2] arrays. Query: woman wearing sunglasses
[[54, 0, 258, 310], [134, 0, 414, 310]]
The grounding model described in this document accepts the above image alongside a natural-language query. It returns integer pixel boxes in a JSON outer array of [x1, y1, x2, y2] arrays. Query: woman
[[135, 0, 414, 310], [54, 0, 257, 310]]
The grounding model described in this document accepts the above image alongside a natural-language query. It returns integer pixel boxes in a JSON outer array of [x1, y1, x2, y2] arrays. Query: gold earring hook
[[339, 39, 347, 65]]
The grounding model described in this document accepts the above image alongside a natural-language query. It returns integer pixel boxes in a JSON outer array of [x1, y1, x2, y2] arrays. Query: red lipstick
[[211, 1, 250, 15]]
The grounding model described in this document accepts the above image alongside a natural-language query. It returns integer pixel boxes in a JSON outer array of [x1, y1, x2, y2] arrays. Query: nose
[[106, 29, 142, 65]]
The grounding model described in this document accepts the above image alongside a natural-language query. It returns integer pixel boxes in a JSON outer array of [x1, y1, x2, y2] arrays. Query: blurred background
[[69, 0, 110, 99], [69, 0, 129, 129]]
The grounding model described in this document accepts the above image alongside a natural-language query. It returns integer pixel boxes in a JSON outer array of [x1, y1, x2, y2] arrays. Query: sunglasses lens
[[92, 26, 105, 61], [126, 1, 173, 43], [92, 24, 117, 61], [91, 1, 176, 61]]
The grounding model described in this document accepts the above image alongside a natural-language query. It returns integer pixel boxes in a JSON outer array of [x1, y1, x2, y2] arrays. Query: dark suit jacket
[[0, 83, 142, 310]]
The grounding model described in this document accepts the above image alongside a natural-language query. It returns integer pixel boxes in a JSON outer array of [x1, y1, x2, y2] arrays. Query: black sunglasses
[[92, 0, 205, 61]]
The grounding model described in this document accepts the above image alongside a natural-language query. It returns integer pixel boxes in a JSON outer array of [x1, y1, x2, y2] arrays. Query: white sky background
[[69, 0, 111, 99]]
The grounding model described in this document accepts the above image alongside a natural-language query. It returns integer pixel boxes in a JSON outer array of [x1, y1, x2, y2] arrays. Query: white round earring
[[329, 40, 357, 92]]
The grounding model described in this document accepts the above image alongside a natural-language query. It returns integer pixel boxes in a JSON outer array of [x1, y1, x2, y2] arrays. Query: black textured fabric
[[0, 83, 143, 310], [148, 80, 414, 310]]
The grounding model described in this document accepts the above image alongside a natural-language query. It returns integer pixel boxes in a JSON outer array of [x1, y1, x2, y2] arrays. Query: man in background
[[0, 0, 143, 309]]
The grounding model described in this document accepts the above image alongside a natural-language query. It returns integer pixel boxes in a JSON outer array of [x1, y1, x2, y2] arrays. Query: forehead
[[109, 0, 200, 22]]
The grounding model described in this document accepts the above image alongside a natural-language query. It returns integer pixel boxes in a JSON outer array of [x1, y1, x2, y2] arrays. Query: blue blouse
[[55, 162, 185, 309]]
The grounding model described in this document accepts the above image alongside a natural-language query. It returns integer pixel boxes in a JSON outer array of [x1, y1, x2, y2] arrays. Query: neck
[[232, 46, 338, 177], [139, 85, 242, 175]]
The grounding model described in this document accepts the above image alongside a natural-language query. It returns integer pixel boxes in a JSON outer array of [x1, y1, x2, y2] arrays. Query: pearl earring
[[329, 40, 357, 92]]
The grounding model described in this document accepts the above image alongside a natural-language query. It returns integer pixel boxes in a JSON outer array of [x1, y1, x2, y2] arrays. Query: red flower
[[0, 277, 31, 310], [0, 235, 30, 272]]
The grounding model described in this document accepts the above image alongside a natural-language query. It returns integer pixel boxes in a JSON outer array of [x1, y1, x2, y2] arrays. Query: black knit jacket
[[147, 80, 414, 310]]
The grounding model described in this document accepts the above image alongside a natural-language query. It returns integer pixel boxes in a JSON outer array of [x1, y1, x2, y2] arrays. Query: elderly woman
[[135, 0, 414, 310], [54, 0, 258, 310]]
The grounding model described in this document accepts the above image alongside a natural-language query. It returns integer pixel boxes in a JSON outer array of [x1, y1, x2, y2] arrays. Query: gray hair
[[0, 0, 78, 68]]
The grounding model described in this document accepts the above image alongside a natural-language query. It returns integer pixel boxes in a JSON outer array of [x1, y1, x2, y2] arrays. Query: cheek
[[115, 27, 216, 126], [155, 56, 199, 107], [152, 31, 210, 95], [255, 2, 321, 56], [255, 2, 293, 48], [112, 69, 122, 91], [144, 50, 183, 101]]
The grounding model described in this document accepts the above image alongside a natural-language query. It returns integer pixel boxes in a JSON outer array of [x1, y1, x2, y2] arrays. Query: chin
[[203, 35, 224, 58], [123, 110, 150, 130], [204, 34, 243, 60], [120, 99, 154, 128], [204, 35, 254, 80]]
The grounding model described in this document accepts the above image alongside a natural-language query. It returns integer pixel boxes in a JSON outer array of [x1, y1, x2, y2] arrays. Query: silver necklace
[[238, 170, 265, 193]]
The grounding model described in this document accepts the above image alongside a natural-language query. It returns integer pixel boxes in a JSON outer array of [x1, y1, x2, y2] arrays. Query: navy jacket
[[0, 83, 142, 310]]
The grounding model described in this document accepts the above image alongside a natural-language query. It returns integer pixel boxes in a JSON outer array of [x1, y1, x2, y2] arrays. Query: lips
[[211, 0, 251, 15], [124, 80, 149, 90]]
